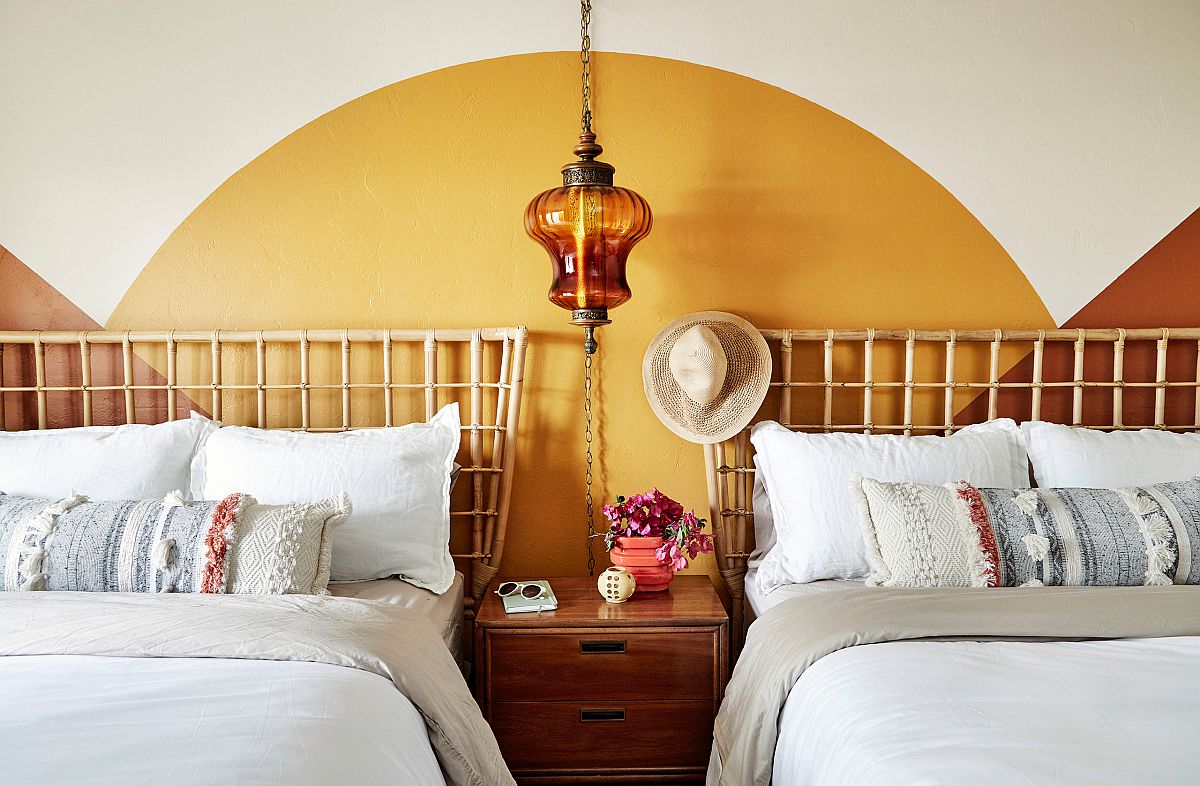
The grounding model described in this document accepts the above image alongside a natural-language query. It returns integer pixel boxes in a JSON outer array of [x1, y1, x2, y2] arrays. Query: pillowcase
[[751, 418, 1028, 590], [1023, 420, 1200, 488], [0, 415, 217, 500], [195, 403, 460, 590], [748, 458, 775, 569], [0, 490, 347, 594], [854, 476, 1200, 588]]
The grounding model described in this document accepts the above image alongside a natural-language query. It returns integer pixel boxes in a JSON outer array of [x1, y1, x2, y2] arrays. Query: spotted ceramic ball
[[597, 566, 636, 604]]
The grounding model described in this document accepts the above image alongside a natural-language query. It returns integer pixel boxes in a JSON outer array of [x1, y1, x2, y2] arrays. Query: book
[[501, 580, 558, 614]]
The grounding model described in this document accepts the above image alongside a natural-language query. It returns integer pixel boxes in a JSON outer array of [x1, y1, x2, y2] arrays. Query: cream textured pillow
[[854, 477, 991, 587], [0, 491, 348, 595], [223, 494, 349, 594]]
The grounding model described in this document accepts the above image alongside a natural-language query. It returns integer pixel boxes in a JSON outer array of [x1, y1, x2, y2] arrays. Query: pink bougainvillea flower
[[605, 488, 713, 570]]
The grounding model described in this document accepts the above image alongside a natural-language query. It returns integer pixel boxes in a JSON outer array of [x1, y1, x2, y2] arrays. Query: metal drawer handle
[[579, 639, 626, 654], [581, 708, 625, 722]]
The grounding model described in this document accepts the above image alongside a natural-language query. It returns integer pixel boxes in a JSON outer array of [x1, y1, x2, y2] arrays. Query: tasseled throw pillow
[[853, 475, 1200, 588], [0, 490, 348, 594]]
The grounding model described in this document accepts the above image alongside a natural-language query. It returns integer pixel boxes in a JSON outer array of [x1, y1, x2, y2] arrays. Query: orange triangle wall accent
[[958, 207, 1200, 428], [0, 244, 203, 429]]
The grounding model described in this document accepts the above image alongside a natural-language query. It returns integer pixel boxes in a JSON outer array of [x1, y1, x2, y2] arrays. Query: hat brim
[[642, 311, 772, 444]]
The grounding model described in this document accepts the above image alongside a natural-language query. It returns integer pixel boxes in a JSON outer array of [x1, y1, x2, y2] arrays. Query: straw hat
[[642, 311, 772, 444]]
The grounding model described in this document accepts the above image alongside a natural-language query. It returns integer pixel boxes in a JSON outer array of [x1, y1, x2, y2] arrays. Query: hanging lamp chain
[[580, 0, 596, 576], [580, 0, 598, 575], [584, 347, 597, 576], [580, 0, 593, 133]]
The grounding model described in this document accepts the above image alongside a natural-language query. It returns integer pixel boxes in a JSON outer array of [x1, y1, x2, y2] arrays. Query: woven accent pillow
[[854, 475, 1200, 588], [0, 491, 348, 594]]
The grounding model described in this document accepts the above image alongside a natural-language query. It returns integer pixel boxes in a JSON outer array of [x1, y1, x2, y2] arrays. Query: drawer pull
[[580, 639, 626, 654], [580, 708, 625, 722]]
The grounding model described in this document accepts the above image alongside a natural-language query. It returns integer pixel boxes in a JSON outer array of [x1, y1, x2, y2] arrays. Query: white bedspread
[[0, 592, 513, 786], [0, 654, 446, 786], [774, 636, 1200, 786]]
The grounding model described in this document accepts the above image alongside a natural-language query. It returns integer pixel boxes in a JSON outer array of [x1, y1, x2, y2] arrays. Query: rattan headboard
[[706, 327, 1200, 651], [0, 327, 528, 618]]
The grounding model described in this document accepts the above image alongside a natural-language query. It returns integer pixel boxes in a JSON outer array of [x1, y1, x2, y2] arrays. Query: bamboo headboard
[[0, 327, 528, 618], [706, 327, 1200, 652]]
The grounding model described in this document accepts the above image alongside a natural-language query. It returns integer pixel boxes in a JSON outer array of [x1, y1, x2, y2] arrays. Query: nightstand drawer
[[490, 700, 714, 773], [486, 629, 717, 702]]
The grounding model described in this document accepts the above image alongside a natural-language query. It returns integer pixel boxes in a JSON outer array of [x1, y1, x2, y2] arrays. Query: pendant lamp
[[524, 0, 653, 574]]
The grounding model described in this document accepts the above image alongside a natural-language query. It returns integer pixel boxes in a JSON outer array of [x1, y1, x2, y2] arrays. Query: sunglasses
[[495, 581, 546, 600]]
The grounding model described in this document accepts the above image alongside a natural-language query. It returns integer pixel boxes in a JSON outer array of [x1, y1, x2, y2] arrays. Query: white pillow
[[0, 416, 217, 500], [748, 457, 775, 571], [752, 418, 1028, 590], [1023, 420, 1200, 488], [196, 403, 460, 591]]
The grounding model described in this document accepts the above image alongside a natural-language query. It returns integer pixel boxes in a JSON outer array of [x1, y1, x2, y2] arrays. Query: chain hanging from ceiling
[[580, 0, 597, 576]]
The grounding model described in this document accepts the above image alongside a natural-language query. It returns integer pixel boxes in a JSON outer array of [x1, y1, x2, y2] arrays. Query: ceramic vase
[[608, 536, 675, 593], [597, 566, 636, 603]]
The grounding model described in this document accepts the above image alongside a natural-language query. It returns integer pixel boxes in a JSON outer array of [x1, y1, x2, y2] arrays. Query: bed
[[704, 328, 1200, 786], [0, 327, 527, 786]]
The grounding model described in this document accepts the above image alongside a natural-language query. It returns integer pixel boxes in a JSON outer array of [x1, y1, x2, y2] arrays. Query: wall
[[1, 2, 1198, 579]]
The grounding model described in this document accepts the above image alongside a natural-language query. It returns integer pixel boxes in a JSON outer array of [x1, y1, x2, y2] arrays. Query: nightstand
[[475, 575, 729, 784]]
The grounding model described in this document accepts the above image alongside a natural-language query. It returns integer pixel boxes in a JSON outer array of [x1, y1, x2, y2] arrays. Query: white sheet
[[0, 654, 447, 786], [774, 636, 1200, 785], [331, 571, 464, 663], [745, 566, 862, 617]]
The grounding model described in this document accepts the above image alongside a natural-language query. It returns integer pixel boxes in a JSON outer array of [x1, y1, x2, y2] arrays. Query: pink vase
[[608, 536, 675, 593]]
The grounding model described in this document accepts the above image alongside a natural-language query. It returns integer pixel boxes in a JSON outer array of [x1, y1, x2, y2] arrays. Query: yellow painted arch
[[110, 52, 1053, 577]]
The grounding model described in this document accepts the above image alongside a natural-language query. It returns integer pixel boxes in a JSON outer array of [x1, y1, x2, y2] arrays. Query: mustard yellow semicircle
[[109, 52, 1053, 578]]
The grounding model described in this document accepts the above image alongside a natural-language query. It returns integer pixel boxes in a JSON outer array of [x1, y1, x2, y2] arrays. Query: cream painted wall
[[1, 1, 1198, 325]]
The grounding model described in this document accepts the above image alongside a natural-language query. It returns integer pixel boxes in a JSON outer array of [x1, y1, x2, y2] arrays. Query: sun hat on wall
[[642, 311, 772, 444]]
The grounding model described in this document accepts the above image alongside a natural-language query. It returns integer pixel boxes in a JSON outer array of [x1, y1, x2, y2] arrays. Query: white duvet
[[774, 636, 1200, 786], [0, 592, 513, 786], [0, 654, 446, 786]]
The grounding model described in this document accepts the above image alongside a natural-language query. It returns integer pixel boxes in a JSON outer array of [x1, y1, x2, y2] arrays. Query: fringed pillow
[[0, 491, 348, 594], [854, 475, 1200, 588]]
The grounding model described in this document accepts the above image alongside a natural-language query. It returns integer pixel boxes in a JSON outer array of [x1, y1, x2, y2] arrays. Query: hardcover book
[[501, 580, 558, 614]]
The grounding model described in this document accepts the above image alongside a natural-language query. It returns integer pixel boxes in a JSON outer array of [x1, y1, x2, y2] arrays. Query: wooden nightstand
[[475, 575, 729, 784]]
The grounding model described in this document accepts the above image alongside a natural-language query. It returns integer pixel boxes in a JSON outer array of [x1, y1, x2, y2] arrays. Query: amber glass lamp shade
[[525, 132, 652, 348]]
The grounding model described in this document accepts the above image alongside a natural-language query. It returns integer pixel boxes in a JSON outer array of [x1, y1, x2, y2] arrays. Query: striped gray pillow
[[854, 476, 1200, 588], [0, 491, 347, 594]]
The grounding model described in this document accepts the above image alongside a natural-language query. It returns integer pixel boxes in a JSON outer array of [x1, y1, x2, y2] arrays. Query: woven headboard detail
[[0, 327, 528, 618], [706, 327, 1200, 654]]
